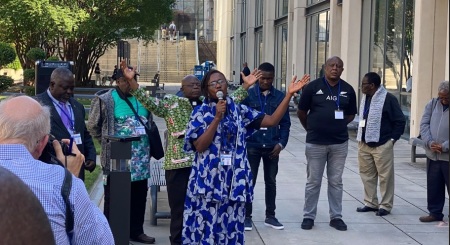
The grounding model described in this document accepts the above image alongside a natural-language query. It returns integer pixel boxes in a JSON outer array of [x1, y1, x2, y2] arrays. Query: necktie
[[59, 102, 71, 129]]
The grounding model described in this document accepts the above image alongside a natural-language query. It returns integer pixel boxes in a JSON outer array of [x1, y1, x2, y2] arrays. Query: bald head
[[0, 166, 55, 244], [0, 96, 50, 154], [181, 75, 201, 100]]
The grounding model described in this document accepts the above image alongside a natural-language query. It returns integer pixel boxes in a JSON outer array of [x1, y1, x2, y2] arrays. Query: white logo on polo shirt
[[316, 89, 324, 95]]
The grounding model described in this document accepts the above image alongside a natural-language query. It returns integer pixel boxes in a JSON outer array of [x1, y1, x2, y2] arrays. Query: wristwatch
[[390, 138, 396, 144], [278, 143, 284, 150]]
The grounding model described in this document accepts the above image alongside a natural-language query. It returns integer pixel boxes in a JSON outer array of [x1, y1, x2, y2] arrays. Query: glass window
[[275, 24, 288, 92], [254, 31, 263, 66], [241, 0, 247, 32], [305, 11, 330, 80], [255, 0, 264, 27], [240, 35, 247, 68], [307, 0, 327, 6], [276, 0, 289, 18]]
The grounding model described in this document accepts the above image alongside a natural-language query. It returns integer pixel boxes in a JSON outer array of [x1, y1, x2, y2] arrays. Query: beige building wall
[[216, 0, 448, 137], [410, 0, 448, 136]]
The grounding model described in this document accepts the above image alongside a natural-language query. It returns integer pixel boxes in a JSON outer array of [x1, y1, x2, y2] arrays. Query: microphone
[[216, 91, 224, 119], [216, 91, 224, 100]]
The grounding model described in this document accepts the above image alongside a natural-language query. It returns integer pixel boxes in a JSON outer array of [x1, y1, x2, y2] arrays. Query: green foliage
[[0, 75, 14, 93], [26, 48, 46, 62], [24, 86, 35, 96], [23, 69, 35, 85], [4, 55, 22, 70], [0, 0, 176, 84], [47, 56, 59, 61], [84, 165, 101, 192], [0, 42, 16, 68]]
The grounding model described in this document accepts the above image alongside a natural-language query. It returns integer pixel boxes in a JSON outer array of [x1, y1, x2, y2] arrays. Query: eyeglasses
[[208, 80, 226, 87], [361, 82, 372, 86], [184, 83, 201, 88]]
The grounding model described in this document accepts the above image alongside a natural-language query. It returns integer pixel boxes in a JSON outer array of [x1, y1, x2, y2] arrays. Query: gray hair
[[50, 67, 73, 84], [438, 80, 449, 92], [0, 96, 51, 152]]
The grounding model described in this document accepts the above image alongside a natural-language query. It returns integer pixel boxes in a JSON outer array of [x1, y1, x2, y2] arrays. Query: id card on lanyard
[[324, 78, 344, 120]]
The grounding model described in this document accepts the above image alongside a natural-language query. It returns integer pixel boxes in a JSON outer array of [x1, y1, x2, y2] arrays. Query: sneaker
[[301, 218, 314, 230], [264, 216, 284, 230], [329, 218, 347, 231], [244, 217, 253, 231]]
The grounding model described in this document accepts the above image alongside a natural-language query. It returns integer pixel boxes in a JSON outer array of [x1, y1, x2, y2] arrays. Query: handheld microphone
[[216, 91, 224, 100], [216, 91, 224, 119]]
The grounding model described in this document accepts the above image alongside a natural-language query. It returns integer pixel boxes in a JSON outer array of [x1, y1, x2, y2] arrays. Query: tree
[[0, 42, 16, 69], [0, 0, 175, 85]]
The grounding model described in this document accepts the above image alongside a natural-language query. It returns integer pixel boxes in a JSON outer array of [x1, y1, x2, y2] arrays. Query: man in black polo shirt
[[297, 56, 357, 231]]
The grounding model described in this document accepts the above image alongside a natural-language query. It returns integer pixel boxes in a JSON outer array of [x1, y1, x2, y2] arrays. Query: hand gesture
[[120, 60, 139, 91], [241, 69, 262, 90], [288, 74, 310, 96], [430, 142, 443, 153]]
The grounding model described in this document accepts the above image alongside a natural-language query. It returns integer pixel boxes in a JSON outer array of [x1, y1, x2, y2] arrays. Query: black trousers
[[165, 167, 191, 245], [104, 176, 149, 238], [426, 159, 449, 220]]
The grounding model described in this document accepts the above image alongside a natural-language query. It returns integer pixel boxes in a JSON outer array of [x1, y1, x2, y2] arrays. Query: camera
[[39, 134, 70, 167]]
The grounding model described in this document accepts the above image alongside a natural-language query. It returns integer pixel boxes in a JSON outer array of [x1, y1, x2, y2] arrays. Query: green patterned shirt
[[132, 86, 249, 170]]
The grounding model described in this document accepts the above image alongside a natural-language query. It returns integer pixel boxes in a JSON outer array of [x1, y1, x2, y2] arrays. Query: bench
[[148, 159, 171, 225], [148, 129, 171, 225], [409, 137, 427, 163]]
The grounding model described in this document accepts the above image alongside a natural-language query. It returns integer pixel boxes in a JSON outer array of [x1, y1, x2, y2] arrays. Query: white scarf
[[357, 86, 387, 143]]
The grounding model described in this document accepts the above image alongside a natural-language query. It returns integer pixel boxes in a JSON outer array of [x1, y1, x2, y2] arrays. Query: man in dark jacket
[[355, 72, 405, 216], [241, 62, 290, 231], [35, 67, 96, 181]]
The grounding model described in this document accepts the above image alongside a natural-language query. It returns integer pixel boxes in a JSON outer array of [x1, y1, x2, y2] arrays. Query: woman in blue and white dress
[[182, 70, 309, 245]]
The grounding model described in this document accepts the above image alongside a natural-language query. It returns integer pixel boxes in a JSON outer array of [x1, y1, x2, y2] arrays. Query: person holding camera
[[0, 96, 114, 245], [35, 67, 97, 181]]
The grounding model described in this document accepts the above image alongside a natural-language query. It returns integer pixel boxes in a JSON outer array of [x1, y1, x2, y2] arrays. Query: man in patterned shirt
[[124, 61, 261, 245], [0, 96, 114, 245]]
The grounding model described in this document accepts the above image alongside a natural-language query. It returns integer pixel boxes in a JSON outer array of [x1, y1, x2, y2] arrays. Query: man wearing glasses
[[356, 72, 405, 217]]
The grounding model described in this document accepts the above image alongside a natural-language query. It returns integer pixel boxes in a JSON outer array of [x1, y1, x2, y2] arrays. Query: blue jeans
[[245, 147, 279, 218], [303, 141, 348, 220], [426, 159, 449, 220]]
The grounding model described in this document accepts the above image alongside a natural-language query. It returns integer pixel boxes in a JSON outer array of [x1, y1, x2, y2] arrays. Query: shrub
[[0, 43, 16, 68], [23, 69, 35, 86], [47, 56, 59, 61], [24, 86, 35, 96], [0, 75, 14, 93], [26, 48, 46, 62], [4, 56, 22, 70]]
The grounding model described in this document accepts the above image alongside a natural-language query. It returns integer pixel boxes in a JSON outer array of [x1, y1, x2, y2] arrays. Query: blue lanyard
[[257, 85, 268, 112], [54, 102, 74, 130], [363, 97, 371, 117], [323, 77, 341, 110]]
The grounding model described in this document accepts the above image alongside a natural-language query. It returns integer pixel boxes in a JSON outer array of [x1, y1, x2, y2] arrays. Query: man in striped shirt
[[0, 96, 114, 245]]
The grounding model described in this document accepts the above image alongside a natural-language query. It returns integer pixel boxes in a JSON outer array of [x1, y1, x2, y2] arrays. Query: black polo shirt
[[298, 77, 357, 145]]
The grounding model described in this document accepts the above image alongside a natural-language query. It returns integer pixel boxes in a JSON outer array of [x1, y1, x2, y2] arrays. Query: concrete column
[[446, 7, 450, 80], [246, 0, 256, 69], [291, 0, 307, 76], [340, 0, 362, 91], [410, 0, 448, 136], [233, 0, 242, 82], [328, 0, 342, 57], [263, 0, 276, 64], [216, 0, 232, 76]]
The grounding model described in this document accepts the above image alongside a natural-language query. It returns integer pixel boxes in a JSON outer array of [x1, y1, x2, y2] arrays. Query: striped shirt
[[0, 145, 114, 245]]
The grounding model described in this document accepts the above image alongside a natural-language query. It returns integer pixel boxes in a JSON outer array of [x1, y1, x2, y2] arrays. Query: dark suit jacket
[[35, 92, 96, 180]]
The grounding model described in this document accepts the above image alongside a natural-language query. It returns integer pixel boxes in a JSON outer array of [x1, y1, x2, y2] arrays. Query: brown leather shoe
[[131, 233, 155, 244], [419, 215, 442, 222]]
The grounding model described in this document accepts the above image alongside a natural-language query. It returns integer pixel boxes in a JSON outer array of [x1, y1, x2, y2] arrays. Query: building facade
[[215, 0, 449, 137]]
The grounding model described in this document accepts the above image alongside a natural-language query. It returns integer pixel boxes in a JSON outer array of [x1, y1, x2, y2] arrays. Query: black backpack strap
[[62, 168, 74, 235]]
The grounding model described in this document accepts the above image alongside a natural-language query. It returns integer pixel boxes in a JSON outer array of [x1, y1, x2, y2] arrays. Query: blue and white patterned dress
[[183, 97, 264, 245]]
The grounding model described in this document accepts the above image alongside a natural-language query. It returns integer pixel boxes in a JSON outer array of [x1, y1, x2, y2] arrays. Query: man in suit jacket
[[35, 67, 96, 181]]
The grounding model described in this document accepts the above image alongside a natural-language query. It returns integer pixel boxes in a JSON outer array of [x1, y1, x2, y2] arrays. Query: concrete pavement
[[90, 83, 449, 245]]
